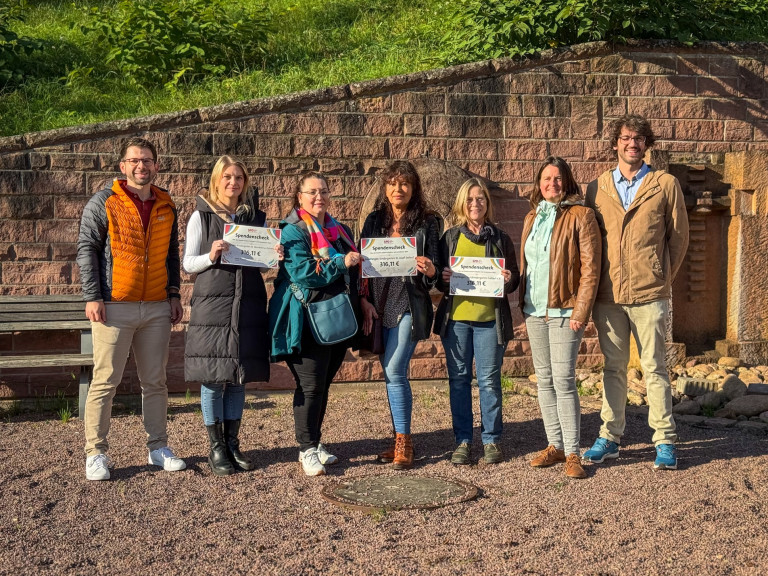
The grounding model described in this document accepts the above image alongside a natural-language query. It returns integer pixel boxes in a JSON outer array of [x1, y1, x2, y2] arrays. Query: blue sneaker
[[582, 438, 620, 463], [654, 444, 677, 470]]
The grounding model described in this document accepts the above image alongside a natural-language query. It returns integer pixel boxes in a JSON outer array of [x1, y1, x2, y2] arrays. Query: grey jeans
[[525, 315, 585, 455]]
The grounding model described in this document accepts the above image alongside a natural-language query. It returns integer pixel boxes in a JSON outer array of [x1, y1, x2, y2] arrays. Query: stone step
[[676, 376, 720, 396]]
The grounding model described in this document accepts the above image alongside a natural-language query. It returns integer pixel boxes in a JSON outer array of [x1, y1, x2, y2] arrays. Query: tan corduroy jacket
[[585, 167, 689, 305]]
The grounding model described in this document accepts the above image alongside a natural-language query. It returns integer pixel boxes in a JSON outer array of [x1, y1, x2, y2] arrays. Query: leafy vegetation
[[0, 0, 44, 84], [0, 0, 766, 136], [441, 0, 768, 63], [81, 0, 270, 89]]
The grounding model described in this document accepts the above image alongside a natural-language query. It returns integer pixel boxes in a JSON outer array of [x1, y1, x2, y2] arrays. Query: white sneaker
[[316, 442, 338, 466], [299, 447, 326, 476], [85, 453, 113, 481], [148, 446, 187, 471]]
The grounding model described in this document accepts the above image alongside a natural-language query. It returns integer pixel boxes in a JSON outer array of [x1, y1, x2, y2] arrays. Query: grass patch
[[0, 0, 449, 136]]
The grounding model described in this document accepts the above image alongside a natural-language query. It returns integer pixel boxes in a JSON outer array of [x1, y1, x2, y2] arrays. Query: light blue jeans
[[442, 320, 505, 445], [525, 315, 584, 455], [201, 382, 246, 426], [381, 313, 418, 434]]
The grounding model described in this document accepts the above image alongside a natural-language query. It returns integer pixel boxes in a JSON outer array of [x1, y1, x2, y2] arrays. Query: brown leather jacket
[[518, 196, 602, 324]]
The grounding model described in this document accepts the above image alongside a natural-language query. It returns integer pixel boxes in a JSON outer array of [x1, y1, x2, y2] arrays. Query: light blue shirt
[[523, 200, 571, 319], [613, 162, 649, 211]]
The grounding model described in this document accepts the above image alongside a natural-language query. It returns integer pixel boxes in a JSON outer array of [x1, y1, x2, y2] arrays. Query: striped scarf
[[296, 208, 357, 266]]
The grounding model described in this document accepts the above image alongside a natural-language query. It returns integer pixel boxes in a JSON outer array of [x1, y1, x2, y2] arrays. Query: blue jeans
[[381, 313, 418, 434], [525, 315, 584, 455], [442, 320, 505, 445], [201, 382, 246, 426]]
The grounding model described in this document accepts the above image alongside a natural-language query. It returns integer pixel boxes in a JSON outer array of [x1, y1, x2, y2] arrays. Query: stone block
[[14, 243, 49, 260], [489, 162, 534, 183], [504, 118, 532, 138], [676, 120, 724, 141], [168, 133, 213, 155], [547, 73, 585, 95], [709, 99, 747, 120], [461, 76, 510, 94], [654, 76, 696, 97], [366, 115, 403, 137], [571, 97, 601, 138], [670, 98, 709, 119], [508, 73, 548, 94], [696, 391, 727, 410], [35, 220, 79, 243], [725, 121, 753, 142], [446, 140, 497, 161], [389, 138, 446, 160], [425, 116, 462, 138], [403, 114, 425, 137], [293, 136, 342, 158], [462, 116, 503, 139], [348, 96, 392, 113], [627, 97, 669, 119], [591, 55, 633, 74], [24, 172, 86, 196], [2, 262, 71, 285], [341, 137, 386, 158], [447, 94, 519, 117], [697, 77, 740, 98], [522, 95, 555, 117], [746, 383, 768, 395], [673, 400, 702, 415], [618, 76, 654, 97], [1, 196, 54, 220], [718, 356, 741, 369], [584, 74, 618, 96], [675, 376, 719, 396], [499, 140, 548, 161], [212, 133, 255, 156], [530, 118, 569, 139], [392, 92, 445, 115]]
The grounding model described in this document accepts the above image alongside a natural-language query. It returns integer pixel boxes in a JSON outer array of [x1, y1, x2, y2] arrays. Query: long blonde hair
[[206, 155, 253, 213], [449, 178, 494, 228]]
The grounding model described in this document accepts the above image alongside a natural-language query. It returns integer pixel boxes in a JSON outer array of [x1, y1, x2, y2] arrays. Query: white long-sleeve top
[[183, 210, 222, 274]]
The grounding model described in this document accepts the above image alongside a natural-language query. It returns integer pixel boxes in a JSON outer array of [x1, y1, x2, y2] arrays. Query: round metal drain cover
[[321, 475, 479, 511]]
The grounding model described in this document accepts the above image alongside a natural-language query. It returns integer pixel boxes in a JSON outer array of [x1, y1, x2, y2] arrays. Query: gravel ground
[[2, 385, 767, 576]]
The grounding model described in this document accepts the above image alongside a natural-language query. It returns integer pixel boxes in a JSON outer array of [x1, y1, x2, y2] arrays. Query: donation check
[[360, 237, 417, 278], [221, 224, 281, 269], [449, 256, 506, 298]]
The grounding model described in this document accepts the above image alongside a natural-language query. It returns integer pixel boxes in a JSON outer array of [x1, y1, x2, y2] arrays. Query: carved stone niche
[[356, 158, 471, 235]]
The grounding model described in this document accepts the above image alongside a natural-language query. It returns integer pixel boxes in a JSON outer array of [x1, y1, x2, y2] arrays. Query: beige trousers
[[592, 300, 677, 446], [84, 301, 172, 457]]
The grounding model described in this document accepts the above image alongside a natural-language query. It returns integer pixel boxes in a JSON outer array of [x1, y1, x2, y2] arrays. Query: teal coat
[[268, 210, 357, 359]]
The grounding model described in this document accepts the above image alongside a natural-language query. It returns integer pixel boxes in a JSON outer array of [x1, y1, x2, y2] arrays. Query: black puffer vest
[[184, 196, 270, 384]]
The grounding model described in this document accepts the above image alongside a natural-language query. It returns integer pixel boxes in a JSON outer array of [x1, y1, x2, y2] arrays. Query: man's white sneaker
[[148, 446, 187, 471], [316, 442, 338, 466], [85, 453, 113, 481], [299, 447, 326, 476]]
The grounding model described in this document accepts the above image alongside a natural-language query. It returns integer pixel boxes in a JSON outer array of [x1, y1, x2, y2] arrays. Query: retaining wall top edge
[[2, 40, 767, 153]]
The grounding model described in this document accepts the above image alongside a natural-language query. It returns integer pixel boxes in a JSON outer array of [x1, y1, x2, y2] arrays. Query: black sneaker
[[451, 442, 471, 465]]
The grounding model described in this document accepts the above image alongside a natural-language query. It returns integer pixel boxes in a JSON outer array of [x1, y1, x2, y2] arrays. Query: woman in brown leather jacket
[[520, 156, 601, 479]]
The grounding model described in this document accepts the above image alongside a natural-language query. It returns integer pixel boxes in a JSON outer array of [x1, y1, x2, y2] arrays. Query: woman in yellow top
[[434, 178, 520, 465]]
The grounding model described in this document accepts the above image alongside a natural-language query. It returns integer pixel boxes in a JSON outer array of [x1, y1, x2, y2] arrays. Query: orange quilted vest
[[105, 181, 176, 301]]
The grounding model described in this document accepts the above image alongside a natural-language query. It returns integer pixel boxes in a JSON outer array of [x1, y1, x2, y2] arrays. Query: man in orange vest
[[77, 137, 186, 481]]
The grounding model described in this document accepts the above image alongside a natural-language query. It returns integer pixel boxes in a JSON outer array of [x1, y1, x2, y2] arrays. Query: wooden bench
[[0, 295, 93, 416]]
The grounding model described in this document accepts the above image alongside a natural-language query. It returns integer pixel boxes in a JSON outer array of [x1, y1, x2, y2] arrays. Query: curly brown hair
[[608, 115, 656, 148]]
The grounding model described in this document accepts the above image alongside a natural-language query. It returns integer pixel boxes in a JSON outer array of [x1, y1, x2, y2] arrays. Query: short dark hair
[[292, 171, 329, 209], [608, 115, 656, 148], [119, 137, 157, 162], [530, 156, 581, 209], [375, 161, 429, 236]]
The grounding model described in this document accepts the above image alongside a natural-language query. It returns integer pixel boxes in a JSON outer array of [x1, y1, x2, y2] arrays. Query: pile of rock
[[528, 356, 768, 432]]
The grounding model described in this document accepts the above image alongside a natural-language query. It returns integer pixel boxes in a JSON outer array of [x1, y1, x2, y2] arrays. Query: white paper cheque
[[221, 224, 281, 269], [449, 256, 506, 298], [360, 237, 418, 278]]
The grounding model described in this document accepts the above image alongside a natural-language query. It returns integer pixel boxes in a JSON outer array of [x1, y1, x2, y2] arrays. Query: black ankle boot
[[206, 421, 234, 476], [223, 419, 254, 471]]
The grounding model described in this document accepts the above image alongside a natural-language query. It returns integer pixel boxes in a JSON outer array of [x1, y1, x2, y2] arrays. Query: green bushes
[[0, 0, 43, 84], [442, 0, 768, 64], [81, 0, 270, 89]]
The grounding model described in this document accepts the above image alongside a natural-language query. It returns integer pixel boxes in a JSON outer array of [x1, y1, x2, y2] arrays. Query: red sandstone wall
[[1, 41, 766, 397]]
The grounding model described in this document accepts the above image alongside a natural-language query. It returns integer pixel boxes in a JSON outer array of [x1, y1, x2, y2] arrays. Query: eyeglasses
[[301, 189, 330, 197], [122, 158, 155, 166], [618, 135, 646, 144]]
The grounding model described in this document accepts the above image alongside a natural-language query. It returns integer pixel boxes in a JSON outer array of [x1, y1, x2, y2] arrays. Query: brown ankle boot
[[392, 433, 414, 470], [530, 445, 566, 468], [565, 453, 587, 479], [377, 441, 396, 463]]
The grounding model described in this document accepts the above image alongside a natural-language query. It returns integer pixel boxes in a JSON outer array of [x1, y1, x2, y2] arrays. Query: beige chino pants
[[84, 301, 172, 457], [592, 300, 677, 446]]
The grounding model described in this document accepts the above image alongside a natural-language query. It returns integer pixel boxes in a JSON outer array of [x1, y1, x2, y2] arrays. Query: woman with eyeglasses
[[434, 178, 520, 466], [520, 156, 601, 479], [183, 155, 280, 476], [268, 171, 362, 476], [358, 161, 440, 470]]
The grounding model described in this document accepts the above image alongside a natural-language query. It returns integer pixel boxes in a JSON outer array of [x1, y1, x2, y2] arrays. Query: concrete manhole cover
[[321, 475, 479, 511]]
